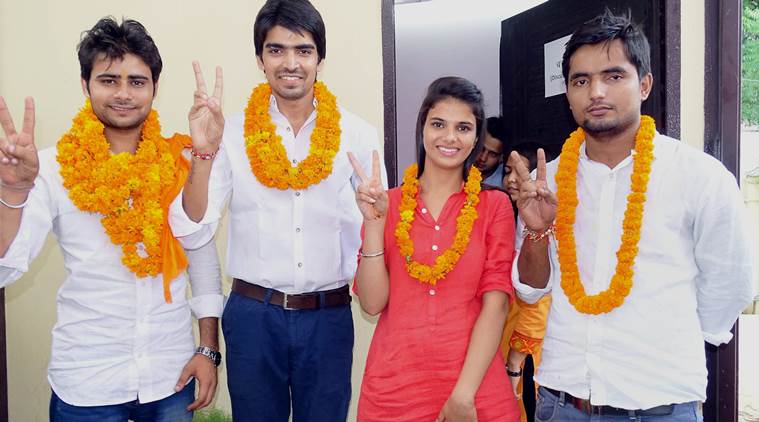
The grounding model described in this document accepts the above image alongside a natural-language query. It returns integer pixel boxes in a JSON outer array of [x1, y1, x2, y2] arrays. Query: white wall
[[394, 0, 547, 182]]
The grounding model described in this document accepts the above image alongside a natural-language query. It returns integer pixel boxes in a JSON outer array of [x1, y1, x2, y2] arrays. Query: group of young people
[[0, 1, 754, 421]]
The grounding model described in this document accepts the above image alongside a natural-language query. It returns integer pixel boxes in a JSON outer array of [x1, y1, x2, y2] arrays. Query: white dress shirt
[[513, 133, 754, 410], [169, 95, 386, 294], [0, 147, 223, 406]]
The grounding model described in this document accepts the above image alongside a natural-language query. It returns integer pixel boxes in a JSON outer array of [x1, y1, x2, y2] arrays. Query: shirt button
[[295, 191, 301, 197], [429, 289, 436, 296], [434, 225, 440, 231], [292, 159, 298, 165], [287, 127, 292, 132], [431, 245, 438, 251], [297, 262, 303, 268], [421, 208, 428, 214], [296, 227, 301, 233]]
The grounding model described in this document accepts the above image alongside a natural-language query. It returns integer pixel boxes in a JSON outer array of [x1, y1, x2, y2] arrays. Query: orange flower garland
[[555, 115, 655, 314], [57, 101, 187, 281], [395, 164, 482, 285], [244, 82, 341, 190]]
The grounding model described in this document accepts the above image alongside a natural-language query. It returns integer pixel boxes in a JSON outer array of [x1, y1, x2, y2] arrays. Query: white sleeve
[[169, 143, 232, 250], [0, 172, 56, 287], [692, 164, 755, 346], [185, 238, 224, 319]]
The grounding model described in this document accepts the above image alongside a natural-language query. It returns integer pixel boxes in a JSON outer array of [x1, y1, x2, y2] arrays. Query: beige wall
[[1, 2, 708, 421]]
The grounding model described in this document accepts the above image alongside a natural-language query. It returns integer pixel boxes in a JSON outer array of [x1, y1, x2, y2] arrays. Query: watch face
[[213, 353, 222, 367]]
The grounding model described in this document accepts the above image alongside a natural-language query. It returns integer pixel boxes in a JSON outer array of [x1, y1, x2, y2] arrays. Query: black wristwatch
[[196, 346, 222, 367]]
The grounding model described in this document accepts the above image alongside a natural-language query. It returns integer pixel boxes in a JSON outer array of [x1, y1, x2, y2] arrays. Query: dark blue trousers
[[222, 290, 354, 422]]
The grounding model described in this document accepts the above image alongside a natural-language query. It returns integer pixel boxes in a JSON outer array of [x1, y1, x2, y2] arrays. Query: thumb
[[175, 364, 193, 392]]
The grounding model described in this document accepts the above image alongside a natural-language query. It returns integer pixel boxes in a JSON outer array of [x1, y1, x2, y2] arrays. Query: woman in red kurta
[[349, 77, 520, 422]]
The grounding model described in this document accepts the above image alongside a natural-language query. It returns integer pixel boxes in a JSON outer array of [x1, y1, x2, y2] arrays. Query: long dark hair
[[414, 76, 486, 181]]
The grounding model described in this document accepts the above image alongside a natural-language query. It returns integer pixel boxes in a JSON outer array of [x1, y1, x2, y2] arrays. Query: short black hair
[[415, 76, 486, 182], [78, 17, 162, 85], [562, 9, 651, 84], [485, 116, 507, 144], [253, 0, 326, 62], [502, 141, 558, 174]]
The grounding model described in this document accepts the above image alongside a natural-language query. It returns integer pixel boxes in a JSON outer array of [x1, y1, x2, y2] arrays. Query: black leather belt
[[232, 279, 351, 310], [543, 387, 675, 416]]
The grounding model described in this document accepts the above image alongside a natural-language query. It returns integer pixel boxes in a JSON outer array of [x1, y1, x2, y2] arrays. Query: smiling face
[[565, 39, 652, 138], [421, 97, 478, 173], [82, 53, 155, 131], [257, 25, 322, 104]]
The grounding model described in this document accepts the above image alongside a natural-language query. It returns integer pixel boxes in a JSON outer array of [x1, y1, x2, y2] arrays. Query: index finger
[[510, 151, 532, 182], [536, 148, 547, 182], [371, 150, 381, 181], [347, 151, 369, 183], [22, 97, 35, 136], [0, 97, 18, 137], [192, 61, 208, 93], [212, 66, 223, 101]]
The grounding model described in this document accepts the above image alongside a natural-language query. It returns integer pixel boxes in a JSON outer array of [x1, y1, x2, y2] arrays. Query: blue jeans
[[49, 379, 194, 422], [222, 291, 354, 422], [535, 386, 703, 422]]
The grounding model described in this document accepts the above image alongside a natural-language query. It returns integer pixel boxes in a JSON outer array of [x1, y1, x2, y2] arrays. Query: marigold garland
[[394, 164, 482, 285], [244, 82, 341, 190], [555, 115, 655, 314], [56, 100, 190, 301]]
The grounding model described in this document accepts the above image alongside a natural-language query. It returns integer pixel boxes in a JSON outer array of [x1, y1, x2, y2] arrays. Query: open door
[[499, 0, 680, 154]]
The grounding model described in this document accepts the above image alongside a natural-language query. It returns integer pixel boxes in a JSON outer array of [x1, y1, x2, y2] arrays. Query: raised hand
[[512, 148, 556, 231], [348, 150, 387, 221], [188, 61, 224, 154], [0, 96, 39, 188]]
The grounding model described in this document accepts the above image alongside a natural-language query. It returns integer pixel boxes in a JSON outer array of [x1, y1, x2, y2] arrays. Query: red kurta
[[356, 187, 520, 422]]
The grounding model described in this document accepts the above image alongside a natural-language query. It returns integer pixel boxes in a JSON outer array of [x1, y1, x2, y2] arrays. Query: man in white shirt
[[511, 10, 754, 421], [172, 0, 385, 420], [0, 17, 223, 421]]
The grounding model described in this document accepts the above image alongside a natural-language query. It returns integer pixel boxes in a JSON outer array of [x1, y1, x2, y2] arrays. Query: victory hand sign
[[188, 61, 224, 154], [348, 150, 387, 221], [511, 148, 556, 231], [0, 97, 39, 190]]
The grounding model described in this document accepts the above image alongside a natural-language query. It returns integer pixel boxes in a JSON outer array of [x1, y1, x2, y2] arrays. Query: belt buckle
[[282, 293, 296, 310]]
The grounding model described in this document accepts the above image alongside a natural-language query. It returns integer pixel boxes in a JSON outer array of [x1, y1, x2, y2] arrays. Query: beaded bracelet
[[190, 148, 218, 161], [522, 223, 555, 242]]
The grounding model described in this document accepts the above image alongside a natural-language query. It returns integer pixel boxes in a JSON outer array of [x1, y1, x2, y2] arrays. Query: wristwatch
[[196, 346, 222, 367]]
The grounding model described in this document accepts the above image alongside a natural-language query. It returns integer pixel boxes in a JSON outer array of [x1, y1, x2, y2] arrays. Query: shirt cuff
[[189, 293, 224, 319], [168, 191, 220, 249], [702, 330, 734, 346], [511, 248, 551, 304], [0, 230, 31, 287]]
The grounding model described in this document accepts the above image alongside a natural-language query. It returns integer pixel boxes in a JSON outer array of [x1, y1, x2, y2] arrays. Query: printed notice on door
[[544, 35, 572, 98]]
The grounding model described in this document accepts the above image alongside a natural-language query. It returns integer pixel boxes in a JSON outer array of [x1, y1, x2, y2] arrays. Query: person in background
[[476, 116, 507, 187], [500, 141, 553, 422]]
